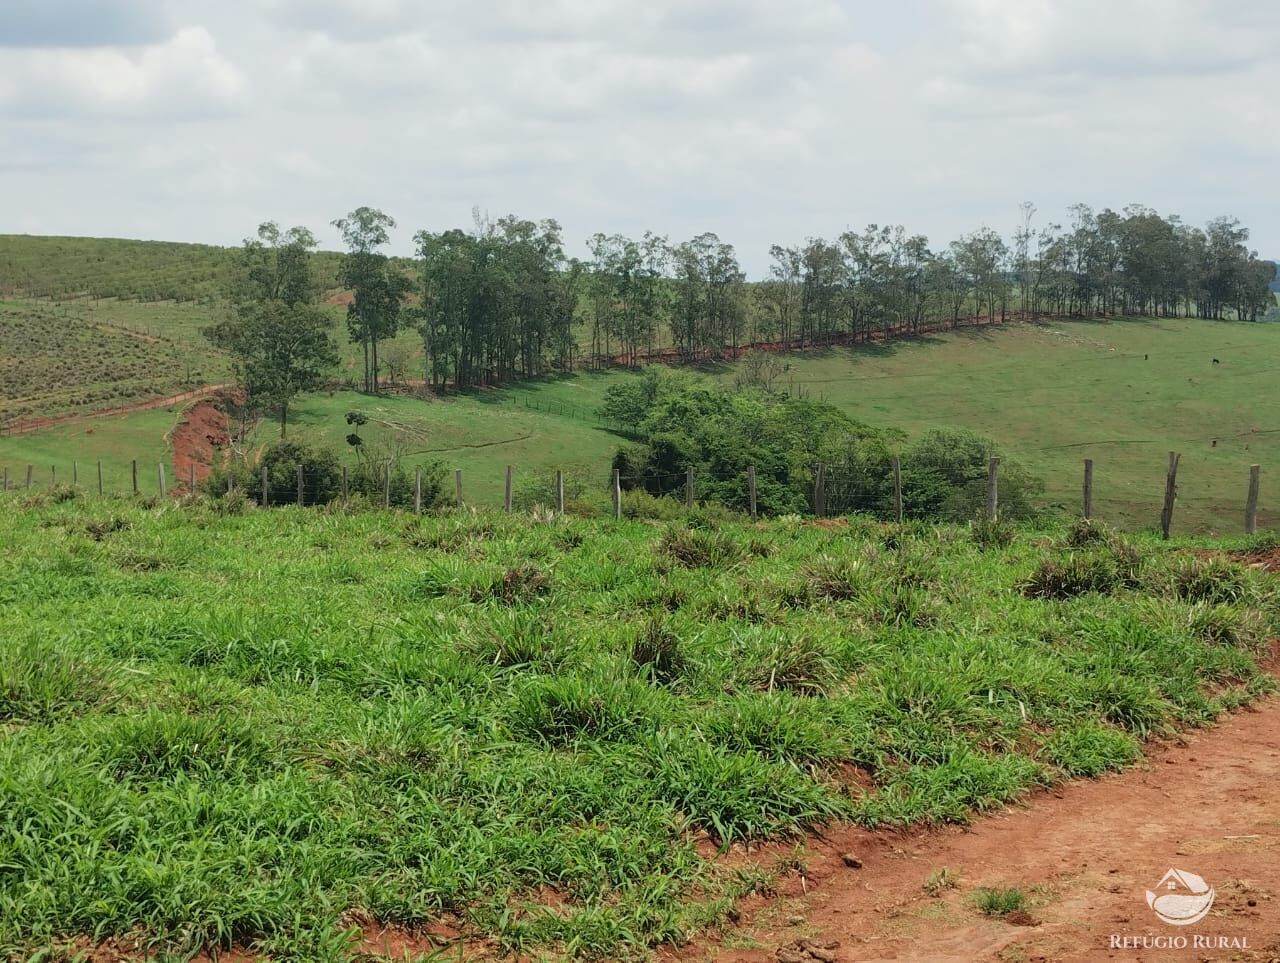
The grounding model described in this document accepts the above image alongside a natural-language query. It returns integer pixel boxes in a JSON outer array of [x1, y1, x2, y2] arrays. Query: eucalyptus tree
[[333, 207, 407, 393]]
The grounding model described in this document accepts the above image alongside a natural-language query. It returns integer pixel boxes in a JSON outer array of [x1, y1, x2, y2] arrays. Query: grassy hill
[[2, 235, 1278, 532], [0, 493, 1275, 958], [708, 317, 1280, 532], [4, 316, 1278, 532]]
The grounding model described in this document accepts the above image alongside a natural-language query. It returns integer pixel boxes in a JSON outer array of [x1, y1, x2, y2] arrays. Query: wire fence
[[1, 451, 1271, 536]]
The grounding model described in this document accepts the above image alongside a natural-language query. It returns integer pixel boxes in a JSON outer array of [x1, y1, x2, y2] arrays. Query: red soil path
[[672, 681, 1280, 963], [3, 384, 231, 436]]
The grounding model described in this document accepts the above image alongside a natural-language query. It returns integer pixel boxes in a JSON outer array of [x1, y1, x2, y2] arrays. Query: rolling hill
[[1, 235, 1277, 533]]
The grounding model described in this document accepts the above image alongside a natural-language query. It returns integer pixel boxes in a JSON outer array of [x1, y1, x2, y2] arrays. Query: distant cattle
[[1212, 358, 1221, 365]]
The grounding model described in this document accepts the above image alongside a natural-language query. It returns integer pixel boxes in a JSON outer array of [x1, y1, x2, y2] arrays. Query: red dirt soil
[[670, 688, 1280, 963], [169, 393, 233, 491], [1235, 547, 1280, 573]]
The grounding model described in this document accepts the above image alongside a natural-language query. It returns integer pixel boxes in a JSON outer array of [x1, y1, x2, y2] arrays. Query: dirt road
[[3, 384, 231, 436], [677, 694, 1280, 963]]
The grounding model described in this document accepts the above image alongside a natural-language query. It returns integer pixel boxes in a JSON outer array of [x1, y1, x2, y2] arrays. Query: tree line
[[204, 204, 1276, 434]]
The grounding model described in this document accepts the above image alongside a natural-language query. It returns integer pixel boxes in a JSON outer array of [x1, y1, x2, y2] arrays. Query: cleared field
[[0, 406, 177, 491], [0, 495, 1274, 958], [710, 317, 1280, 532], [250, 376, 636, 506]]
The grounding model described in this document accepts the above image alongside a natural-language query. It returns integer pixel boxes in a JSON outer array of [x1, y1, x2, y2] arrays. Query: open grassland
[[0, 493, 1276, 959], [0, 374, 636, 505], [252, 375, 637, 504], [709, 317, 1280, 532], [0, 407, 177, 490]]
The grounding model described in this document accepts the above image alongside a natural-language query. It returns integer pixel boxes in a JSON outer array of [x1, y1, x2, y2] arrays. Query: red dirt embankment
[[169, 393, 233, 491], [673, 687, 1280, 963]]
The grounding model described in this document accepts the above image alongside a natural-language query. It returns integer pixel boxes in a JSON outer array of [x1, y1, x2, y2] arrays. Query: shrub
[[970, 514, 1015, 550], [1165, 556, 1255, 606], [621, 489, 687, 521], [1039, 723, 1140, 776], [901, 429, 1044, 522], [658, 526, 741, 569], [630, 617, 686, 685], [802, 554, 864, 601], [509, 676, 652, 745], [1063, 517, 1110, 548], [0, 640, 117, 723], [485, 561, 552, 604], [348, 457, 446, 510], [1022, 551, 1122, 599]]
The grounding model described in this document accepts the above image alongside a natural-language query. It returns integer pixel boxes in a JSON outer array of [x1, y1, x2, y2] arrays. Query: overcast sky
[[1, 0, 1276, 274]]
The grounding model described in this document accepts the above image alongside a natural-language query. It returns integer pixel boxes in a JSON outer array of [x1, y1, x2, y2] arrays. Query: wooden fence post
[[261, 465, 269, 506], [72, 461, 78, 486], [226, 471, 233, 495], [613, 468, 622, 520], [985, 457, 999, 518], [51, 465, 56, 487], [813, 463, 826, 516], [341, 466, 348, 501], [98, 460, 103, 497], [504, 465, 513, 512], [555, 470, 564, 514], [891, 456, 903, 523], [131, 460, 138, 495], [747, 465, 757, 518], [189, 463, 196, 493], [157, 463, 166, 497], [1160, 451, 1180, 539], [383, 461, 391, 508], [455, 469, 463, 507], [1083, 458, 1094, 520], [685, 468, 693, 508], [1, 466, 6, 492], [1245, 464, 1260, 535], [414, 467, 422, 513], [297, 464, 304, 506], [25, 464, 32, 489]]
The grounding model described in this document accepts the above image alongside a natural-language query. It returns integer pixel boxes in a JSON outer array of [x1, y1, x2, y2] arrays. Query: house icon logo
[[1146, 868, 1215, 926]]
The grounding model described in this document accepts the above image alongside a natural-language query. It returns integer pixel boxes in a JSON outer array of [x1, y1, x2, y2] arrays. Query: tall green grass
[[0, 491, 1274, 959]]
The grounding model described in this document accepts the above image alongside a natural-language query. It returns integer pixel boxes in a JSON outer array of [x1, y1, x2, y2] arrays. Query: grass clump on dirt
[[0, 493, 1273, 960], [972, 886, 1030, 917]]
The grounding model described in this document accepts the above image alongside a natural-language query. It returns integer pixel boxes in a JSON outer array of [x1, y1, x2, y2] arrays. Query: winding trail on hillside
[[672, 678, 1280, 963], [3, 384, 231, 436]]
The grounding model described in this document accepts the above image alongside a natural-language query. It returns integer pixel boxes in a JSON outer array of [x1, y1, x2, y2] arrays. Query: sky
[[1, 0, 1276, 275]]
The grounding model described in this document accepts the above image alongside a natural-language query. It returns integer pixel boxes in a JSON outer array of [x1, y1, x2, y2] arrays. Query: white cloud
[[0, 26, 245, 119], [0, 0, 1277, 266]]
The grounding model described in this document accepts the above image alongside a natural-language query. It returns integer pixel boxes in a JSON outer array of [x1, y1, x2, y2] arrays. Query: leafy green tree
[[901, 428, 1042, 521], [203, 224, 338, 437], [333, 207, 407, 393]]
